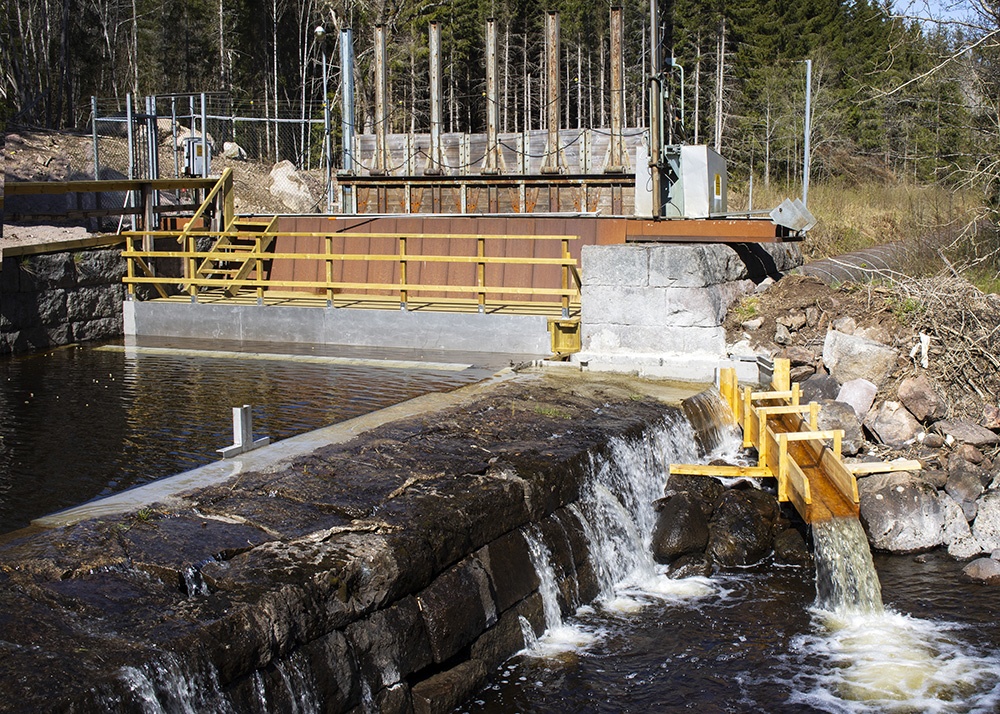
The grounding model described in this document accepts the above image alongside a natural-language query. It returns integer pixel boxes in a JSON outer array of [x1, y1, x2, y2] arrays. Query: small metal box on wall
[[663, 145, 728, 218], [633, 144, 728, 219], [183, 136, 212, 176]]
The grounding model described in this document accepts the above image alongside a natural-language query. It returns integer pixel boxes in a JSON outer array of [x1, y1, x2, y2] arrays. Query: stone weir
[[0, 371, 693, 713]]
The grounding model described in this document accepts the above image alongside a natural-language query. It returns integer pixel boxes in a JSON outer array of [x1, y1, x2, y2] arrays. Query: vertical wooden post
[[373, 25, 389, 176], [426, 22, 445, 175], [187, 233, 198, 300], [483, 18, 502, 175], [325, 234, 334, 306], [399, 235, 408, 309], [778, 434, 789, 502], [126, 236, 136, 297], [541, 12, 562, 176], [608, 6, 626, 173], [772, 358, 791, 392], [743, 386, 753, 448], [476, 235, 486, 312]]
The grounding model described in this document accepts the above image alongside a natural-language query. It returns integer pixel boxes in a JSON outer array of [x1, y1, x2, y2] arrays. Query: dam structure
[[5, 5, 809, 379]]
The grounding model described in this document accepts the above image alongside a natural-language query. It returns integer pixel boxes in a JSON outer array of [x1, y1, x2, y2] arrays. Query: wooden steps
[[195, 217, 277, 296]]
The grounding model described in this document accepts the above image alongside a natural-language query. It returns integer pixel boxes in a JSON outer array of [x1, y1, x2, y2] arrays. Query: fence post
[[145, 95, 160, 229], [200, 93, 209, 179], [91, 96, 103, 228], [126, 93, 136, 230], [171, 97, 180, 183]]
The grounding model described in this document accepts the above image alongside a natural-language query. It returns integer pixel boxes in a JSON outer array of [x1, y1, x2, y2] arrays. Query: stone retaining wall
[[0, 247, 125, 354], [575, 242, 802, 381]]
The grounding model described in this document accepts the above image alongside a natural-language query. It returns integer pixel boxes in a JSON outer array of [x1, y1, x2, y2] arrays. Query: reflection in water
[[0, 342, 489, 533]]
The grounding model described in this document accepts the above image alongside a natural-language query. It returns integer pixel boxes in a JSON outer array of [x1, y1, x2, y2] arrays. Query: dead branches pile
[[884, 274, 1000, 422]]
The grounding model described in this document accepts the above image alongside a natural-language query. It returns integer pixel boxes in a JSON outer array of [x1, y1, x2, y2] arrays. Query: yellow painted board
[[669, 464, 773, 478], [123, 276, 578, 297], [845, 459, 923, 475], [818, 448, 861, 504]]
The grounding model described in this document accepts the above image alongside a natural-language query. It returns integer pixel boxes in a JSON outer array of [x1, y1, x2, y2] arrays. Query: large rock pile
[[725, 274, 1000, 582]]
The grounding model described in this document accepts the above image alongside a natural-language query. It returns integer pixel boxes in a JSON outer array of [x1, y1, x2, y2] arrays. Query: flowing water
[[461, 415, 1000, 713], [6, 347, 999, 712], [0, 339, 494, 534]]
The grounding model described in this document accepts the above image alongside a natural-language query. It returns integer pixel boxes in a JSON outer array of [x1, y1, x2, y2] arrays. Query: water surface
[[0, 339, 498, 533]]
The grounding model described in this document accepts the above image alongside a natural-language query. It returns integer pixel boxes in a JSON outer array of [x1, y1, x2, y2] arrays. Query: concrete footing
[[124, 300, 553, 355]]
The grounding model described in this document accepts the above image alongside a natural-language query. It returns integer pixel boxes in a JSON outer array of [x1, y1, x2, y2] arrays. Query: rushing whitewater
[[813, 517, 884, 614], [507, 400, 1000, 713], [518, 412, 722, 659]]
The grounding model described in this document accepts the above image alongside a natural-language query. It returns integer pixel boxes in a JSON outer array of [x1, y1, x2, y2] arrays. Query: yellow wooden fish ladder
[[670, 358, 920, 524]]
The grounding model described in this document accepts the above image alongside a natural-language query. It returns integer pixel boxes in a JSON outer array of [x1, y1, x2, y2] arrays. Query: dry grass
[[728, 181, 980, 262]]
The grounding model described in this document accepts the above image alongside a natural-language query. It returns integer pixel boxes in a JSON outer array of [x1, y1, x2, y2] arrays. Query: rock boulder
[[815, 399, 863, 456], [962, 558, 1000, 584], [935, 420, 1000, 448], [859, 472, 968, 553], [822, 330, 898, 386], [706, 489, 777, 566], [897, 375, 948, 423], [269, 160, 317, 212], [650, 492, 710, 564], [866, 401, 921, 447], [836, 379, 878, 420]]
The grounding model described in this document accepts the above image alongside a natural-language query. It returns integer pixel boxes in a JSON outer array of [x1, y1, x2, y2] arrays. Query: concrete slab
[[125, 300, 553, 355]]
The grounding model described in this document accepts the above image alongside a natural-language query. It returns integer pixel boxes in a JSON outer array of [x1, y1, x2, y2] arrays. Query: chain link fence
[[92, 93, 332, 220], [89, 92, 646, 220]]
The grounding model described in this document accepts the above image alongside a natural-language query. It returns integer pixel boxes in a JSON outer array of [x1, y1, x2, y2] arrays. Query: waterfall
[[812, 517, 884, 614], [520, 413, 717, 656], [681, 387, 741, 456]]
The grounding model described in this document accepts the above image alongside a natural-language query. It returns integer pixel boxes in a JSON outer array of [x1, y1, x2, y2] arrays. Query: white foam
[[785, 607, 1000, 712], [523, 623, 602, 659]]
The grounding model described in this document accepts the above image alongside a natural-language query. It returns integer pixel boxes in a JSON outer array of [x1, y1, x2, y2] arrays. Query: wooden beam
[[845, 459, 923, 475], [669, 464, 773, 478]]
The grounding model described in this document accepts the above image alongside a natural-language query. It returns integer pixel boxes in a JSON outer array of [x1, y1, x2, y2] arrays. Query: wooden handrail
[[176, 168, 234, 245]]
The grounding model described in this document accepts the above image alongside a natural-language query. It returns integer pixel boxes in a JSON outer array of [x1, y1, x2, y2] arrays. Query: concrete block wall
[[1, 248, 126, 355], [576, 242, 801, 382]]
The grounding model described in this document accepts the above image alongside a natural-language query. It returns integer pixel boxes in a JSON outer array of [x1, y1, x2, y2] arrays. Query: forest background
[[2, 0, 999, 278]]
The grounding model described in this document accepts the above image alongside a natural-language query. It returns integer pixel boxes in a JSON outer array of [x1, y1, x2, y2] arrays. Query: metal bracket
[[217, 404, 270, 458]]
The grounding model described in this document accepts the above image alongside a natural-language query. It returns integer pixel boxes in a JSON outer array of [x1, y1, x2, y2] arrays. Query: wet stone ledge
[[0, 372, 680, 713]]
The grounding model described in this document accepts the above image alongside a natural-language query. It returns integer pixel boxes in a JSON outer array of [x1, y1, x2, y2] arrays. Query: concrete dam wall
[[0, 372, 693, 713]]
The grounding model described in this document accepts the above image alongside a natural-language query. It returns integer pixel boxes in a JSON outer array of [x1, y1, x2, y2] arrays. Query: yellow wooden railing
[[121, 228, 582, 316], [671, 359, 921, 524]]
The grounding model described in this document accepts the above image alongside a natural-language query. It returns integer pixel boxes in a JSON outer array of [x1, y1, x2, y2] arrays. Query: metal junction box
[[183, 136, 212, 176], [634, 144, 728, 219], [663, 145, 727, 218]]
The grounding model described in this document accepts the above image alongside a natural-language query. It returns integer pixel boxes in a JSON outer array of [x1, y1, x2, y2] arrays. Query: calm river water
[[0, 338, 497, 534]]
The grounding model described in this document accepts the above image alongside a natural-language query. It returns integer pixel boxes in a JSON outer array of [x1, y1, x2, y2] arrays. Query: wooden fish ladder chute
[[670, 359, 920, 524]]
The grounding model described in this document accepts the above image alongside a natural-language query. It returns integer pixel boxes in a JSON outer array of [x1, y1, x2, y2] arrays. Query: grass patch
[[728, 180, 978, 264], [533, 405, 572, 419], [732, 295, 760, 322]]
